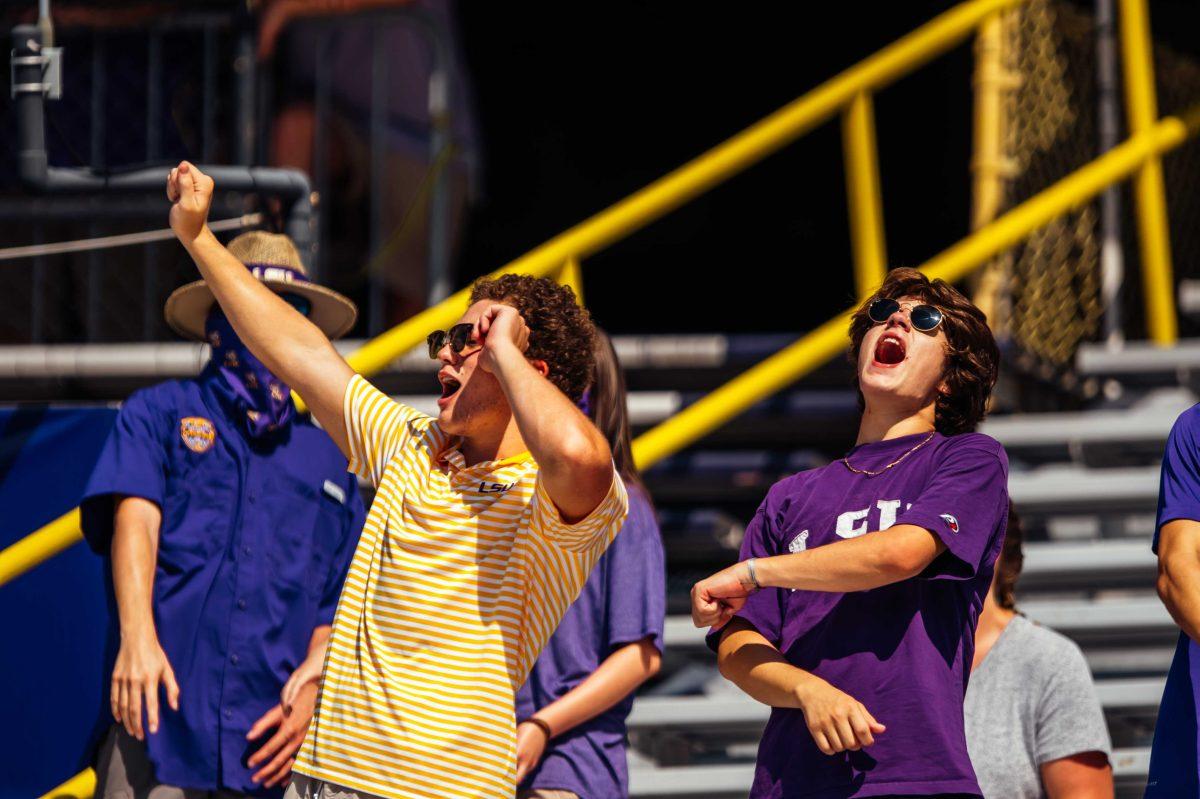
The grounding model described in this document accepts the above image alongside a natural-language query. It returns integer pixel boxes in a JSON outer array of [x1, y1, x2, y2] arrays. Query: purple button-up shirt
[[81, 366, 364, 795]]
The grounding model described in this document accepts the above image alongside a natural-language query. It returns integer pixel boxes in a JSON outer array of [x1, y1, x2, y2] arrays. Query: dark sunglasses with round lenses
[[426, 323, 476, 359], [867, 297, 944, 333]]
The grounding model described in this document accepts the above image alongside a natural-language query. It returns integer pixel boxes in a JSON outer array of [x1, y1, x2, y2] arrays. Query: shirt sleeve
[[706, 495, 786, 652], [79, 390, 169, 554], [897, 436, 1009, 581], [603, 486, 667, 654], [528, 465, 629, 554], [342, 373, 431, 488], [1033, 632, 1113, 765], [316, 473, 365, 626], [1155, 408, 1200, 552]]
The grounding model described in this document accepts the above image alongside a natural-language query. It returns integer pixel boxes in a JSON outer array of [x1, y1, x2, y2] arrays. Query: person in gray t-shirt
[[964, 507, 1113, 799]]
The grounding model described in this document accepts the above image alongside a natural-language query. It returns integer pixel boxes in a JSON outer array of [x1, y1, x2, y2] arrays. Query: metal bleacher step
[[627, 748, 1151, 797], [662, 596, 1176, 653], [980, 388, 1194, 466], [1019, 539, 1156, 590], [627, 676, 1164, 736], [1079, 339, 1200, 382]]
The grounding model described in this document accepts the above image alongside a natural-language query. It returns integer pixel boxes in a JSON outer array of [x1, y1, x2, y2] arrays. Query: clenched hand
[[691, 561, 756, 629], [797, 677, 886, 756], [166, 161, 214, 244]]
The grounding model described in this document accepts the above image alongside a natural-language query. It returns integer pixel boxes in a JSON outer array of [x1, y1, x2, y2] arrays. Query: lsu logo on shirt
[[180, 416, 216, 453]]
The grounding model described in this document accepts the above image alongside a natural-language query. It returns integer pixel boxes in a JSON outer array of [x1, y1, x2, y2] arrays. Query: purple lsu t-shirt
[[709, 431, 1008, 799], [516, 484, 666, 799]]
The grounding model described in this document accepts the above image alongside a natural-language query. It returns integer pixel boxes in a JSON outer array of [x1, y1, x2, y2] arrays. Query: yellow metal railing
[[3, 0, 1188, 592], [17, 1, 1196, 792], [4, 0, 1030, 592]]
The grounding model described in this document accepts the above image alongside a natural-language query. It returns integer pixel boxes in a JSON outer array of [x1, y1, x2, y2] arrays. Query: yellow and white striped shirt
[[294, 375, 628, 799]]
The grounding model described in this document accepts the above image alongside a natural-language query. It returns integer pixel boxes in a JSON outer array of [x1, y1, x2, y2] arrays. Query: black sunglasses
[[867, 297, 944, 333], [427, 323, 476, 359]]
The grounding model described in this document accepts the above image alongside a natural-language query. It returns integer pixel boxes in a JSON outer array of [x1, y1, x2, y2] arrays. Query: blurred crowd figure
[[264, 0, 479, 323], [965, 506, 1113, 799], [2, 0, 479, 337]]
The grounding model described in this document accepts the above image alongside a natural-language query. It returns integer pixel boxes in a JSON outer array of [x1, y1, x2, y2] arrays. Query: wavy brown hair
[[994, 504, 1023, 610], [587, 330, 646, 495], [469, 274, 597, 403], [849, 267, 999, 435]]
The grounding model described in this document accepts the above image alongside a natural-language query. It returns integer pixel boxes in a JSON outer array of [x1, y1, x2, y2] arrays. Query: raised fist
[[166, 161, 214, 243]]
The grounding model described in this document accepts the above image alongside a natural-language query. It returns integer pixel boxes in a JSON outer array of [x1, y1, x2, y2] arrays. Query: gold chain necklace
[[841, 432, 936, 476]]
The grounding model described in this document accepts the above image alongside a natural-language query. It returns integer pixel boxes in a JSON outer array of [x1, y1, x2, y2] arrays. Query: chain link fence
[[978, 0, 1200, 396]]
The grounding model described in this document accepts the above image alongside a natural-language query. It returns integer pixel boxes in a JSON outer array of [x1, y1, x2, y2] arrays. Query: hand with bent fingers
[[280, 651, 324, 714], [797, 677, 886, 756], [246, 679, 318, 787], [690, 561, 756, 629], [166, 161, 214, 244], [111, 633, 180, 740], [514, 720, 549, 784], [476, 303, 530, 373]]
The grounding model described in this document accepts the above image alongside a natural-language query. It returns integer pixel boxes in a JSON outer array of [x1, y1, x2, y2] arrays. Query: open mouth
[[873, 333, 907, 366], [438, 375, 462, 402]]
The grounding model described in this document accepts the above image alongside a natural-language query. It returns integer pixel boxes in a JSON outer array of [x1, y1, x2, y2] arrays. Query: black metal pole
[[12, 25, 49, 187]]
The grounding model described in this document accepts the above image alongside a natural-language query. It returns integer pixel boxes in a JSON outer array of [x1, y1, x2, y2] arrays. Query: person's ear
[[529, 359, 550, 378]]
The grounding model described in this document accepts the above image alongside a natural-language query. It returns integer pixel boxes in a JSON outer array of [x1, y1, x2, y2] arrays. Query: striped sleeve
[[342, 373, 431, 487], [529, 465, 629, 553]]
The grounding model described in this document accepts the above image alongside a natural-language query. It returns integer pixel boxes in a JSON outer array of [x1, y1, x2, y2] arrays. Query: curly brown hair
[[849, 267, 999, 435], [469, 274, 597, 402]]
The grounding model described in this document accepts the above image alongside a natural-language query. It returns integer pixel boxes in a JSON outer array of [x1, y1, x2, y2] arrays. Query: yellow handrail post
[[0, 508, 83, 586], [1119, 0, 1177, 345], [969, 9, 1014, 328], [842, 91, 888, 299], [557, 257, 585, 304], [971, 11, 1010, 232], [37, 768, 95, 799]]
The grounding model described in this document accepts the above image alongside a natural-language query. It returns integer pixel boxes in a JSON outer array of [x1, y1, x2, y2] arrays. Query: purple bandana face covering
[[205, 308, 294, 437]]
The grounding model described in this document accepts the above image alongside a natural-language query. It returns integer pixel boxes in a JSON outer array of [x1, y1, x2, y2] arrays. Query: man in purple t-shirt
[[693, 267, 1008, 799]]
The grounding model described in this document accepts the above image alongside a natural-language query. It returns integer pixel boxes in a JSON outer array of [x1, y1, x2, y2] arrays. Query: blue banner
[[0, 405, 118, 798]]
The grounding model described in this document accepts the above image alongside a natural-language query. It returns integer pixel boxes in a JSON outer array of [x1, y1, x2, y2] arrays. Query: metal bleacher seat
[[661, 597, 1174, 653], [627, 750, 1151, 798]]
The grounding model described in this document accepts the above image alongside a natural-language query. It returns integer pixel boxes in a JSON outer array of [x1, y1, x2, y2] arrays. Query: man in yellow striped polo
[[166, 161, 628, 799]]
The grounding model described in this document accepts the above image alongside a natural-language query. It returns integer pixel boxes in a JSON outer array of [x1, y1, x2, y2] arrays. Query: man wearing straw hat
[[80, 231, 366, 798], [164, 160, 628, 799]]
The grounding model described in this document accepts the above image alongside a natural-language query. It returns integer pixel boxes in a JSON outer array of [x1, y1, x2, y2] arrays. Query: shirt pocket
[[157, 439, 240, 570], [265, 472, 344, 602]]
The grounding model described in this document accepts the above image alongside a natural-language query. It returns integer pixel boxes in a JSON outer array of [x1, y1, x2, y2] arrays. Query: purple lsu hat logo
[[246, 263, 310, 285]]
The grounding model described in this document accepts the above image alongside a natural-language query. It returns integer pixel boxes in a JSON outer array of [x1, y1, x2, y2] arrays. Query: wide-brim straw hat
[[164, 231, 358, 341]]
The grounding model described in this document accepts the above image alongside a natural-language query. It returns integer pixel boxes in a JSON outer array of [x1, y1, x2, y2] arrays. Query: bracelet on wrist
[[521, 716, 553, 742], [745, 557, 762, 591]]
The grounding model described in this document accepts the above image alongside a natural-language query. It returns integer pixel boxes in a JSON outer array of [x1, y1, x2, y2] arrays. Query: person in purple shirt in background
[[80, 232, 366, 798], [514, 330, 667, 799], [692, 267, 1008, 799], [1145, 403, 1200, 796]]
